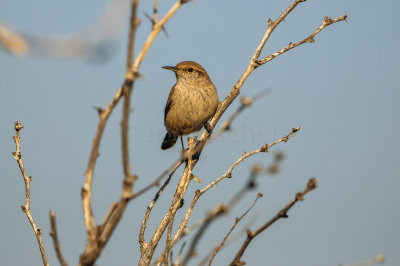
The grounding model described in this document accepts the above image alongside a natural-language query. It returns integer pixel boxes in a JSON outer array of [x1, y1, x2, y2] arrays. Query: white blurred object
[[339, 254, 385, 266], [0, 0, 131, 61]]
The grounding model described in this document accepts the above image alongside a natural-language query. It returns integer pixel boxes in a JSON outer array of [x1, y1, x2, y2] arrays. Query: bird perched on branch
[[161, 61, 219, 150]]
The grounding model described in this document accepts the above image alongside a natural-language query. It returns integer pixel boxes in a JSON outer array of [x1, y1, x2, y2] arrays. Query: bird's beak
[[162, 66, 178, 72]]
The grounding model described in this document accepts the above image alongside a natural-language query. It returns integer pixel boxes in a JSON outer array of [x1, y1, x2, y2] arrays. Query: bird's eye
[[188, 67, 193, 72]]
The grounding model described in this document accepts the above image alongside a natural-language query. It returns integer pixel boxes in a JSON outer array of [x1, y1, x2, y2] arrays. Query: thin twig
[[257, 15, 348, 65], [139, 160, 182, 251], [127, 0, 140, 68], [163, 138, 197, 265], [140, 164, 192, 265], [210, 88, 272, 142], [129, 0, 185, 77], [180, 204, 228, 265], [144, 11, 169, 38], [229, 178, 318, 266], [174, 241, 186, 266], [12, 122, 49, 266], [121, 0, 140, 187], [131, 159, 184, 200], [153, 0, 159, 24], [97, 202, 118, 237], [50, 211, 68, 266], [182, 153, 283, 265], [208, 193, 262, 266], [197, 213, 260, 266], [81, 84, 123, 258], [180, 154, 283, 265], [169, 127, 300, 251]]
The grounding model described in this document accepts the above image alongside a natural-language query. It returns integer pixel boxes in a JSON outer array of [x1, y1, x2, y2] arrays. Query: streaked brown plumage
[[161, 61, 219, 150]]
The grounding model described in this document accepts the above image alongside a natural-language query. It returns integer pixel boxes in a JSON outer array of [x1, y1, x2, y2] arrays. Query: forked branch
[[169, 127, 300, 251], [208, 193, 263, 265], [229, 178, 318, 266]]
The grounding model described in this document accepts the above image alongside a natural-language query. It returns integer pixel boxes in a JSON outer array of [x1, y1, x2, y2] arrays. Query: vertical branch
[[81, 87, 123, 257], [153, 0, 159, 24], [121, 79, 135, 182], [126, 0, 140, 69], [164, 138, 196, 265], [122, 0, 140, 181], [130, 0, 184, 74], [139, 165, 192, 265], [50, 211, 68, 266], [12, 121, 49, 266]]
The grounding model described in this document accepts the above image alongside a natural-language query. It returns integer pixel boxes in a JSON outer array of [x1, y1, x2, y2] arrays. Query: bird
[[161, 61, 219, 150]]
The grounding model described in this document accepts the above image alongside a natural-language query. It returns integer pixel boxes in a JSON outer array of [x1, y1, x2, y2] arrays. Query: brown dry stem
[[179, 152, 284, 265], [229, 178, 318, 266], [208, 193, 263, 265], [169, 127, 300, 252], [12, 122, 49, 266], [197, 213, 260, 266], [50, 211, 68, 266], [210, 88, 272, 142]]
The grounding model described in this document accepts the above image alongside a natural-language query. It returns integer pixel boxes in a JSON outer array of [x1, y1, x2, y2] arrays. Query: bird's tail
[[161, 132, 178, 150]]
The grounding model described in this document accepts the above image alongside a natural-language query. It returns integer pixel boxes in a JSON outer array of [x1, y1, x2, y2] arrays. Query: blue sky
[[1, 0, 399, 265]]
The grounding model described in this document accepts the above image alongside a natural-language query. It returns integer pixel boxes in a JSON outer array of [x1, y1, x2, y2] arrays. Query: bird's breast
[[165, 83, 218, 136]]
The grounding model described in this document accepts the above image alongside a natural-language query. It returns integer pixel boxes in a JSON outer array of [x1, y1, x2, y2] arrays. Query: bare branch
[[131, 159, 184, 200], [208, 193, 262, 265], [180, 153, 283, 265], [12, 122, 49, 266], [50, 211, 68, 266], [144, 11, 169, 38], [197, 213, 260, 266], [153, 0, 159, 24], [129, 0, 188, 77], [122, 0, 141, 203], [257, 15, 348, 65], [80, 80, 124, 263], [210, 88, 272, 142], [127, 0, 140, 69], [97, 202, 118, 237], [139, 160, 182, 251], [173, 241, 186, 266], [229, 178, 318, 266], [170, 127, 300, 251]]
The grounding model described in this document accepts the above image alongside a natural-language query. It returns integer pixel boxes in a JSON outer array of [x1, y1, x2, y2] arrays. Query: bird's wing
[[164, 86, 175, 122]]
